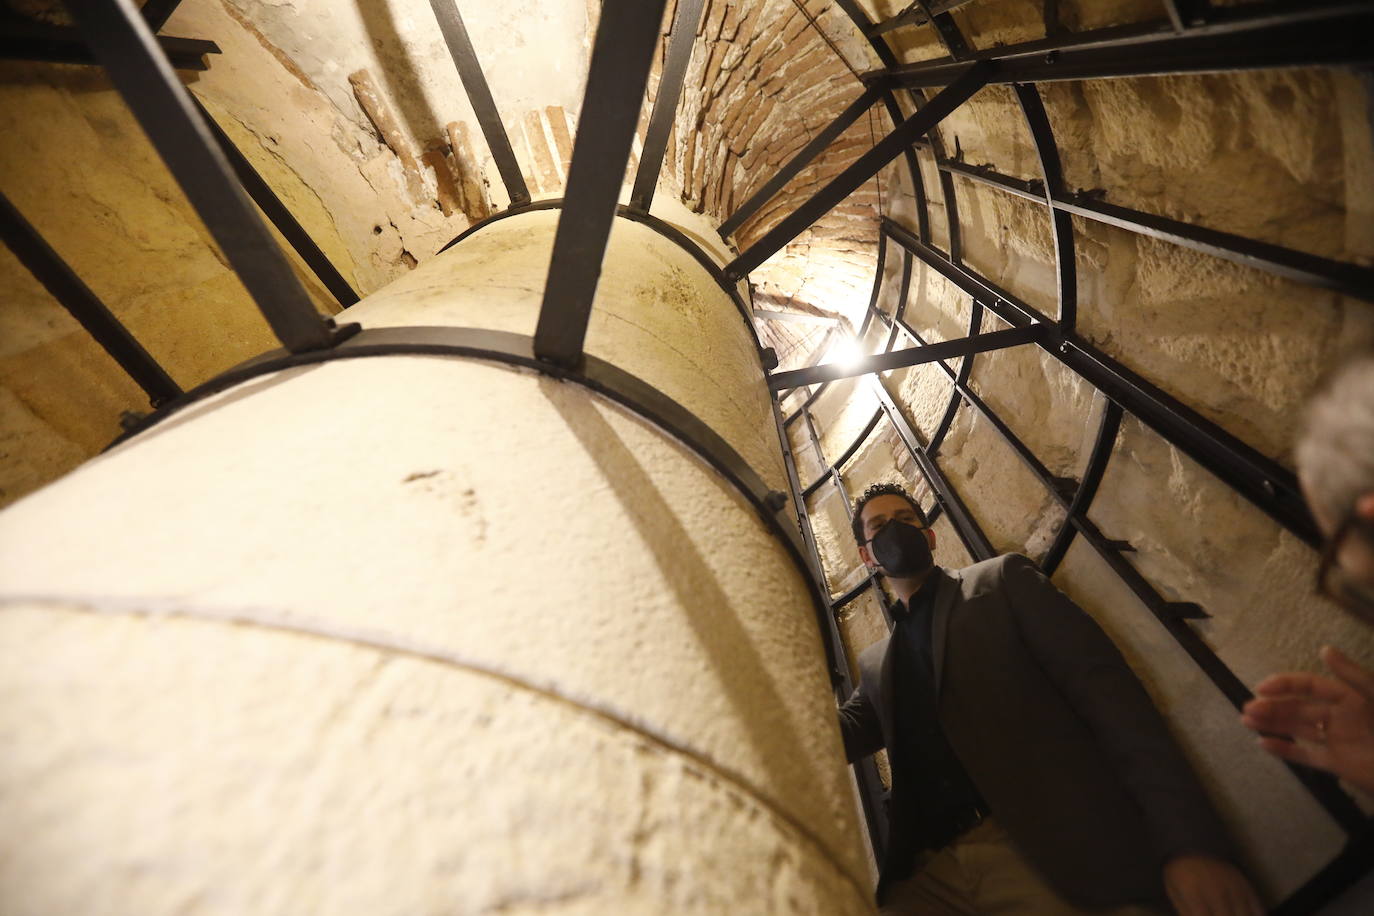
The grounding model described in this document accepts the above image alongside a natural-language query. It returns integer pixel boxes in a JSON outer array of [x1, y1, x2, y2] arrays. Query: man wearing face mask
[[838, 483, 1261, 916]]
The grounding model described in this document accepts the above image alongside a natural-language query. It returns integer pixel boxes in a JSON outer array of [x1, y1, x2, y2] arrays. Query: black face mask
[[869, 519, 933, 578]]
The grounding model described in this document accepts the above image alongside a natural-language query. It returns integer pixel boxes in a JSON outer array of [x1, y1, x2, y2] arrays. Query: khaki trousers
[[880, 819, 1163, 916]]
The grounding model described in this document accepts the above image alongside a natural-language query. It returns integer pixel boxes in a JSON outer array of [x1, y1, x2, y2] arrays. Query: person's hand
[[1162, 855, 1263, 916], [1241, 646, 1374, 796]]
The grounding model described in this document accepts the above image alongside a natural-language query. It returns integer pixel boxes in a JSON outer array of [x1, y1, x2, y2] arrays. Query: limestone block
[[0, 356, 871, 913], [954, 179, 1059, 318], [964, 325, 1100, 480], [1085, 415, 1374, 691], [929, 510, 975, 571], [807, 485, 864, 599], [813, 376, 881, 469], [934, 403, 1063, 558], [840, 423, 915, 508], [0, 605, 868, 915], [948, 0, 1052, 52], [838, 588, 889, 677], [342, 210, 786, 492], [1074, 218, 1374, 460], [888, 363, 956, 445], [1042, 71, 1366, 264]]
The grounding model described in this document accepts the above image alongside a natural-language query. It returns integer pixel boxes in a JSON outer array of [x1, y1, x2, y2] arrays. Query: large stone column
[[0, 209, 874, 914]]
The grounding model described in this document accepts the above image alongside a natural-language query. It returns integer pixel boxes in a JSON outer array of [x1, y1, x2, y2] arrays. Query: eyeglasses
[[1315, 506, 1374, 624]]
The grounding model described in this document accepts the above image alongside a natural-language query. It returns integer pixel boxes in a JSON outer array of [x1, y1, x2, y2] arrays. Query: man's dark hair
[[851, 482, 927, 544]]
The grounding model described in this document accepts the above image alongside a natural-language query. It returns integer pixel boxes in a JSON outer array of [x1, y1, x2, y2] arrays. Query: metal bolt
[[1262, 480, 1276, 497], [1058, 341, 1071, 355]]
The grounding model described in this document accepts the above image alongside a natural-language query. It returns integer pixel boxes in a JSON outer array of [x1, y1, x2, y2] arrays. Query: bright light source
[[824, 336, 866, 370]]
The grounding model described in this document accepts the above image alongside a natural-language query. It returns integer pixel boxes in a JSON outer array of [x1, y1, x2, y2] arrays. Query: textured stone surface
[[793, 13, 1374, 900], [0, 604, 867, 915], [0, 351, 869, 915], [7, 0, 1374, 905], [341, 209, 785, 492]]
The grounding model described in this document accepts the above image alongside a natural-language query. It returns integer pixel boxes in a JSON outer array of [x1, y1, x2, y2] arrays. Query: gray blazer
[[839, 554, 1236, 908]]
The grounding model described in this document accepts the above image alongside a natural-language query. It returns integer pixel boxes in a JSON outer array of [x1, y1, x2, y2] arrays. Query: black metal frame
[[533, 0, 668, 369], [435, 197, 763, 353], [427, 0, 531, 208], [761, 3, 1373, 910], [717, 84, 885, 240], [629, 0, 706, 213], [191, 96, 360, 310], [0, 13, 218, 70], [22, 0, 1374, 907], [723, 62, 991, 281], [64, 0, 354, 355], [0, 191, 181, 407]]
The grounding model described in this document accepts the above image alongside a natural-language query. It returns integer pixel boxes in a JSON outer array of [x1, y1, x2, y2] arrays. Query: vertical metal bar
[[0, 191, 181, 406], [723, 62, 991, 281], [926, 300, 981, 455], [770, 394, 890, 864], [629, 0, 706, 213], [191, 96, 360, 310], [65, 0, 342, 354], [717, 86, 885, 238], [832, 0, 933, 250], [882, 216, 1322, 547], [140, 0, 185, 33], [912, 0, 971, 59], [856, 231, 889, 343], [427, 0, 531, 207], [1040, 401, 1122, 574], [868, 374, 995, 561], [882, 250, 913, 353], [533, 0, 669, 369], [1012, 82, 1076, 332]]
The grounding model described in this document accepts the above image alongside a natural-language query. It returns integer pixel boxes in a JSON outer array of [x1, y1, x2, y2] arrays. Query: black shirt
[[887, 570, 988, 875]]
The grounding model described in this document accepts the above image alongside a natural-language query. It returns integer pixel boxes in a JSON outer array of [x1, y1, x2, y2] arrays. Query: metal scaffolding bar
[[1040, 401, 1122, 575], [192, 96, 360, 310], [883, 216, 1321, 547], [140, 0, 185, 32], [925, 144, 1374, 307], [874, 299, 1366, 833], [65, 0, 344, 354], [629, 0, 705, 213], [1012, 83, 1077, 332], [718, 85, 884, 240], [868, 0, 976, 37], [0, 17, 217, 70], [533, 0, 667, 368], [0, 191, 182, 406], [869, 373, 995, 562], [723, 62, 991, 281], [427, 0, 531, 207], [770, 324, 1042, 391], [1052, 192, 1374, 305], [772, 396, 891, 863], [866, 9, 1374, 87], [911, 0, 970, 59]]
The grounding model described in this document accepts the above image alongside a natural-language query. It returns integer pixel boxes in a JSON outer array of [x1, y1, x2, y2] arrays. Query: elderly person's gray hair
[[1295, 353, 1374, 528]]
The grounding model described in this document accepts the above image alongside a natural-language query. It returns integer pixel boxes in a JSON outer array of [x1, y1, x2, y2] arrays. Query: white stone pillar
[[0, 209, 874, 914]]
